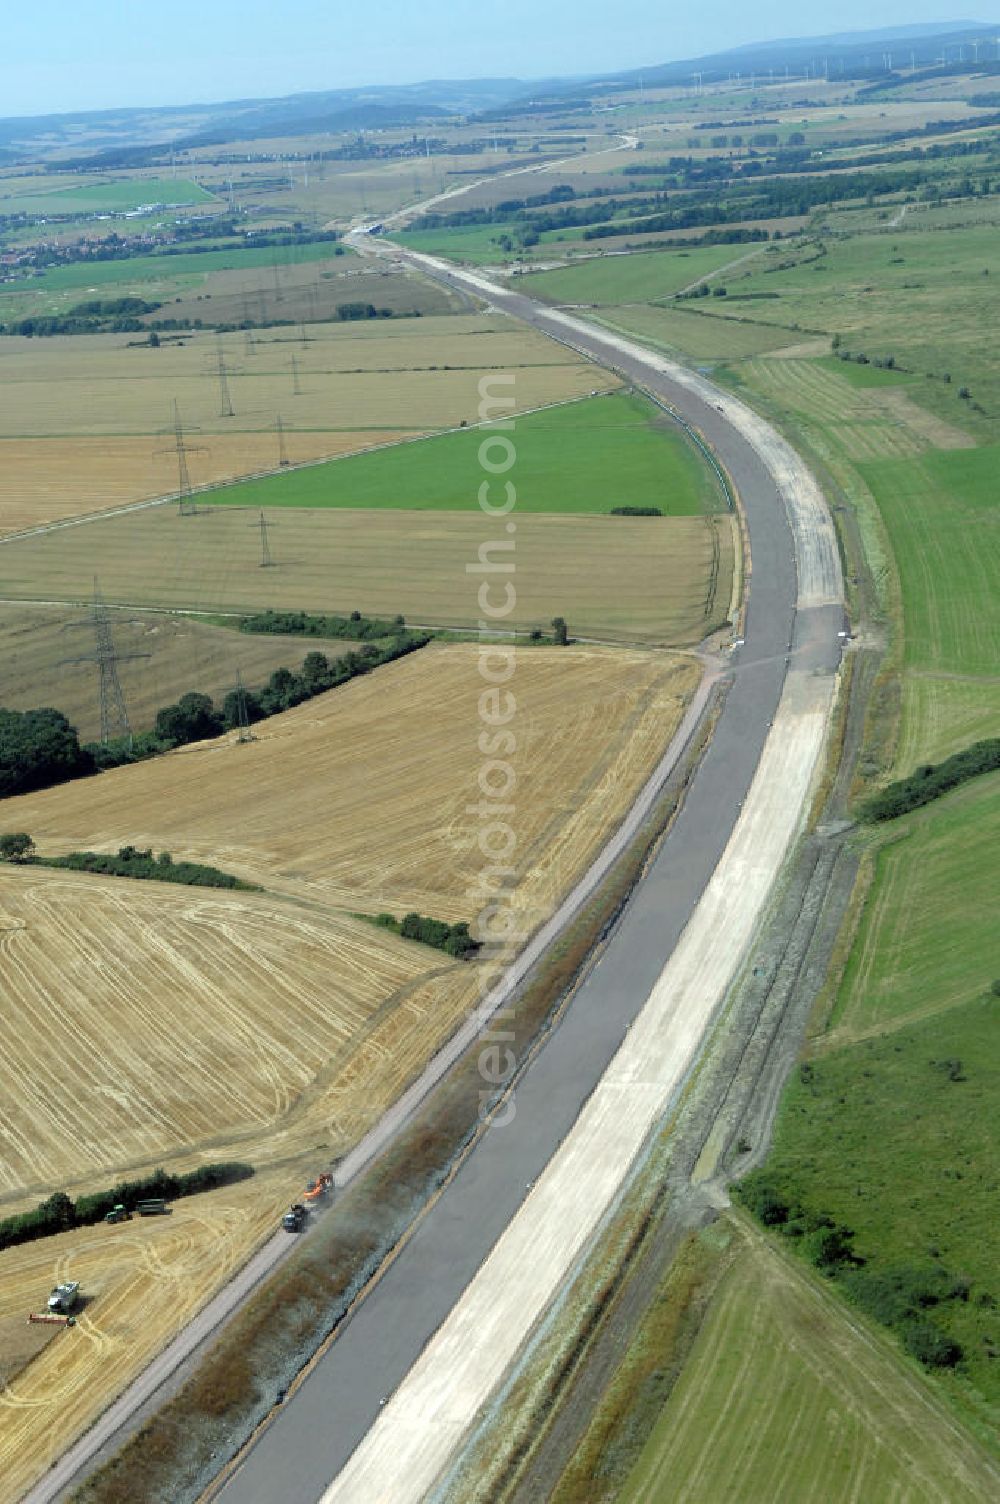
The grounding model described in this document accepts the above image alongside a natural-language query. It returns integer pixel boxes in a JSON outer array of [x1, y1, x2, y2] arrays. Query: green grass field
[[593, 303, 799, 361], [202, 391, 725, 515], [397, 223, 525, 262], [832, 775, 1000, 1040], [727, 357, 999, 771], [0, 177, 214, 215], [816, 355, 920, 388], [620, 1223, 999, 1504], [761, 993, 1000, 1433], [510, 245, 747, 304], [858, 447, 1000, 677], [897, 675, 1000, 772], [0, 239, 350, 316]]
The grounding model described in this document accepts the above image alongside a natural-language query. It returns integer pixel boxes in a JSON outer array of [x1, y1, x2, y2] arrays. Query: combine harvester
[[29, 1281, 80, 1326]]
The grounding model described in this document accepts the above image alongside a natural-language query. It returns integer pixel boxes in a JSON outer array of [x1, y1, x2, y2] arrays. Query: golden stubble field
[[0, 605, 357, 742], [0, 430, 410, 537], [0, 1168, 292, 1504], [0, 314, 617, 533], [0, 868, 462, 1200], [0, 642, 697, 1494], [0, 504, 732, 643], [2, 644, 700, 955]]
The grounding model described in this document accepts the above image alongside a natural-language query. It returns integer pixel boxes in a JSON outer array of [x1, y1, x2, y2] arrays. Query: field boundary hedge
[[863, 739, 1000, 821], [0, 1163, 254, 1252]]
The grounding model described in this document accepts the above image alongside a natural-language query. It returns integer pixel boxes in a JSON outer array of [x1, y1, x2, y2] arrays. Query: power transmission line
[[60, 579, 150, 749], [156, 400, 205, 515], [233, 668, 255, 743], [217, 339, 235, 418], [254, 511, 275, 568]]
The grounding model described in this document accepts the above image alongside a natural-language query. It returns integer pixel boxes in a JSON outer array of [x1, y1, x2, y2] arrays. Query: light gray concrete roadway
[[216, 253, 843, 1502]]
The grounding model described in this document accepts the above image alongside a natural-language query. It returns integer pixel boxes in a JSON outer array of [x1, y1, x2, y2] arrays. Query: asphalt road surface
[[217, 254, 843, 1503]]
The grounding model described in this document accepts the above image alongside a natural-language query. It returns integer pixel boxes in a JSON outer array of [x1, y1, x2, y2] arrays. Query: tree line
[[7, 840, 261, 891], [239, 607, 407, 640], [372, 911, 479, 959], [1, 296, 162, 337], [863, 739, 1000, 822], [0, 629, 429, 797], [0, 1163, 254, 1252]]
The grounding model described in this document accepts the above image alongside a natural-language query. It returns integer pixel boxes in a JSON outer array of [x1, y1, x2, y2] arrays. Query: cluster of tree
[[676, 283, 730, 301], [609, 505, 663, 516], [0, 1163, 254, 1252], [335, 302, 394, 321], [32, 843, 259, 891], [836, 348, 897, 369], [145, 634, 429, 749], [737, 1170, 968, 1370], [0, 707, 93, 798], [1, 296, 163, 337], [0, 832, 32, 862], [863, 739, 1000, 821], [239, 608, 406, 640], [1, 632, 428, 797], [373, 911, 479, 959]]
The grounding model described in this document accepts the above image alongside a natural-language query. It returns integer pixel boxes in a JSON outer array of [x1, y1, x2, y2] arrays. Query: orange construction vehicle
[[302, 1172, 333, 1204]]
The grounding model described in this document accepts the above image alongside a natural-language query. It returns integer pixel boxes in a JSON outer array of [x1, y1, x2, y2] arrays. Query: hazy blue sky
[[0, 1, 991, 116]]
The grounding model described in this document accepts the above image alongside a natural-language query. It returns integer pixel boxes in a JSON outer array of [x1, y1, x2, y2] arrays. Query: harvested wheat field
[[0, 867, 469, 1199], [0, 317, 615, 440], [0, 605, 357, 743], [0, 431, 411, 537], [0, 644, 697, 1496], [0, 1169, 291, 1504], [0, 314, 616, 534], [2, 643, 699, 928], [0, 505, 732, 643]]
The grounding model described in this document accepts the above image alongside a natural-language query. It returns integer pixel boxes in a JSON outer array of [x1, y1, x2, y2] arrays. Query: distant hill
[[567, 21, 1000, 94], [3, 19, 998, 163], [0, 78, 528, 161]]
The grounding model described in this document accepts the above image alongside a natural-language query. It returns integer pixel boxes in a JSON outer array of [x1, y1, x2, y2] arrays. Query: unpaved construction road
[[207, 250, 844, 1503]]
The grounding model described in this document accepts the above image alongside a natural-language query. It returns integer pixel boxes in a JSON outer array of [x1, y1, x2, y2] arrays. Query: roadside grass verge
[[548, 1228, 734, 1504], [201, 391, 725, 517]]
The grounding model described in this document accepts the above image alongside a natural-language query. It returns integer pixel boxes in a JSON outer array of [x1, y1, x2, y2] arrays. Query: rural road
[[207, 248, 843, 1502]]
